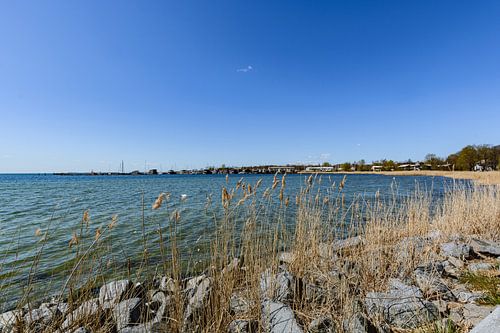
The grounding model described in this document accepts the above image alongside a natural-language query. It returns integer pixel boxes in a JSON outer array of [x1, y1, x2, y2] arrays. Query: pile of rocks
[[363, 235, 500, 332], [0, 274, 211, 333], [0, 235, 499, 333]]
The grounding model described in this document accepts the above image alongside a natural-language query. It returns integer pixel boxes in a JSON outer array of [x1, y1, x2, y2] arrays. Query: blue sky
[[1, 1, 499, 172]]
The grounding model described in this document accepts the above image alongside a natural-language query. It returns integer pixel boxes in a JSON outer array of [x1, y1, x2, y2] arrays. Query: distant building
[[397, 163, 421, 171], [305, 166, 334, 172], [268, 166, 298, 173], [371, 165, 383, 171]]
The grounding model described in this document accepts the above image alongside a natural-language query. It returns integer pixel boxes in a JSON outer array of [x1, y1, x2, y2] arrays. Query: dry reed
[[2, 176, 499, 332]]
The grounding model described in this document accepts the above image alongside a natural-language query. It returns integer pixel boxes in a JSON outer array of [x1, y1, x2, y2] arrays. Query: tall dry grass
[[2, 175, 499, 332]]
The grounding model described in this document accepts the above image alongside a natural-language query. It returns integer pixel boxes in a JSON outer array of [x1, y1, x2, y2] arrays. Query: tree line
[[322, 144, 500, 171], [444, 144, 500, 171]]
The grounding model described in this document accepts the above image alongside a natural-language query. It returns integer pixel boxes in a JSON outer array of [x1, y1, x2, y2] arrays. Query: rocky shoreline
[[1, 234, 499, 333]]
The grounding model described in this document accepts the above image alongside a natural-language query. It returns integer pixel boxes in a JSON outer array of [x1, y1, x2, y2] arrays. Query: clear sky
[[1, 1, 499, 172]]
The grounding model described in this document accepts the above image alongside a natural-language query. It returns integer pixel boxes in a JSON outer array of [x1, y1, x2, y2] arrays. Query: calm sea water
[[0, 173, 462, 310]]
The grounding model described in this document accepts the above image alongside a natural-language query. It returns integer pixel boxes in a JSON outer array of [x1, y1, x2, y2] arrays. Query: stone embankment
[[1, 235, 499, 332]]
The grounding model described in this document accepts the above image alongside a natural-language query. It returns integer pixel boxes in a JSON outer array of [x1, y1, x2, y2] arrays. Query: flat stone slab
[[118, 321, 163, 333], [260, 269, 294, 302], [99, 280, 132, 306], [452, 285, 485, 303], [463, 303, 496, 327], [24, 307, 60, 327], [62, 298, 100, 329], [365, 279, 438, 329], [440, 241, 471, 259], [113, 297, 143, 331], [0, 310, 22, 331], [332, 236, 363, 252], [470, 239, 500, 257], [414, 266, 455, 301], [468, 262, 494, 272], [342, 313, 378, 333], [182, 276, 212, 331], [470, 306, 500, 333], [261, 300, 303, 333]]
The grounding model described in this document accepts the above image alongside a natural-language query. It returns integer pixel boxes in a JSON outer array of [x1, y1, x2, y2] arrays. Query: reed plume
[[108, 214, 118, 229], [152, 193, 166, 210], [68, 232, 79, 248]]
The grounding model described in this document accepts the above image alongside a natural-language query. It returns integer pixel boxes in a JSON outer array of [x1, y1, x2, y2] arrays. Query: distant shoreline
[[299, 170, 500, 185], [5, 171, 500, 185]]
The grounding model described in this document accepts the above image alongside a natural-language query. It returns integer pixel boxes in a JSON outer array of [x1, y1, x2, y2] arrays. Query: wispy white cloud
[[237, 65, 253, 73], [320, 153, 331, 160], [301, 153, 332, 165]]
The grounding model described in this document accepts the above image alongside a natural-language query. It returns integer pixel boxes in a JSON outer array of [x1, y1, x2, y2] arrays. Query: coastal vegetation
[[335, 144, 500, 172], [1, 174, 499, 332]]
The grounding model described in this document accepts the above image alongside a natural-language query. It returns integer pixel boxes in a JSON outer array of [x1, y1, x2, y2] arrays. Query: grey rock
[[388, 278, 423, 295], [414, 267, 455, 301], [159, 276, 176, 293], [440, 241, 471, 259], [146, 290, 169, 323], [449, 304, 464, 326], [365, 279, 438, 329], [0, 310, 22, 332], [24, 306, 60, 327], [113, 298, 144, 331], [62, 298, 100, 329], [332, 236, 363, 252], [185, 275, 206, 293], [260, 269, 293, 302], [442, 262, 459, 279], [462, 303, 496, 327], [415, 261, 446, 278], [447, 256, 465, 269], [458, 291, 485, 304], [468, 262, 494, 272], [442, 257, 464, 278], [261, 300, 303, 333], [342, 313, 379, 333], [275, 269, 294, 301], [228, 319, 257, 333], [452, 285, 485, 303], [470, 239, 500, 257], [470, 306, 500, 333], [308, 315, 334, 333], [40, 301, 70, 318], [182, 276, 212, 330], [99, 280, 132, 306], [118, 321, 163, 333]]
